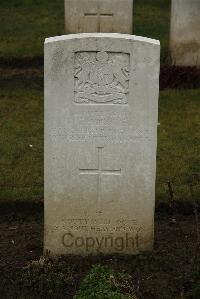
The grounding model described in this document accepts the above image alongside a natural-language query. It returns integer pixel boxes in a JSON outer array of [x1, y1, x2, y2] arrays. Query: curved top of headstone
[[45, 33, 160, 46]]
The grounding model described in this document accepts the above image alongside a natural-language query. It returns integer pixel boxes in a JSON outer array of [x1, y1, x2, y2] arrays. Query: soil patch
[[0, 201, 199, 298], [0, 62, 199, 91], [160, 66, 200, 90], [0, 66, 43, 90]]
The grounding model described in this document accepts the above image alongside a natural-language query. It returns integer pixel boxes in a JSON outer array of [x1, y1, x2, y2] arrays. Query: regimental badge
[[74, 51, 130, 104]]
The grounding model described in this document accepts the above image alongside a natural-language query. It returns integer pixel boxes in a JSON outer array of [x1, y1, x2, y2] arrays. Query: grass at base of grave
[[0, 88, 199, 202], [0, 0, 170, 63]]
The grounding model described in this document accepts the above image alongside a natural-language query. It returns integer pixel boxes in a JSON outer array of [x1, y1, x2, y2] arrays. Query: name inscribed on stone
[[74, 51, 130, 104], [50, 111, 150, 143]]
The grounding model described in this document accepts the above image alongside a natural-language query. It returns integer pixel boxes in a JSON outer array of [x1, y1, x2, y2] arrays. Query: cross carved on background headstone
[[84, 12, 114, 32]]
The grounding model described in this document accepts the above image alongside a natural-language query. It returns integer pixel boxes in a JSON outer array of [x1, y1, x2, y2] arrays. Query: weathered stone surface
[[44, 33, 160, 255], [170, 0, 200, 66], [64, 0, 133, 34]]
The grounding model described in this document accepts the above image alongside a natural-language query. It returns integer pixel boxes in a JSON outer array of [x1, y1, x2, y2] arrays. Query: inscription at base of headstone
[[44, 33, 160, 255], [170, 0, 200, 66], [64, 0, 133, 34]]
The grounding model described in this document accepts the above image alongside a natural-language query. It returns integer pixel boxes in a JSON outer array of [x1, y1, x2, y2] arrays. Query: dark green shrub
[[187, 286, 200, 299], [186, 270, 200, 299], [74, 264, 136, 299]]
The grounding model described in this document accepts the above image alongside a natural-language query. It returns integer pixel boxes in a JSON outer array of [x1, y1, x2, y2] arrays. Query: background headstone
[[170, 0, 200, 66], [44, 33, 160, 255], [64, 0, 133, 34]]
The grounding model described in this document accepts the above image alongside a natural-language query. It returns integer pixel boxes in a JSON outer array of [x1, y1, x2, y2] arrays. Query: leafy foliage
[[74, 264, 135, 299]]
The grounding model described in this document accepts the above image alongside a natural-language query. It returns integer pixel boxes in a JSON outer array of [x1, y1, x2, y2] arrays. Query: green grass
[[134, 0, 171, 63], [0, 88, 43, 201], [157, 89, 200, 201], [0, 87, 199, 202], [0, 0, 171, 62], [0, 0, 63, 60]]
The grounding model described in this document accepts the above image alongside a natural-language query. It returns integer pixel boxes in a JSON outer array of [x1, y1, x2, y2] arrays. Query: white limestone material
[[64, 0, 133, 34], [44, 33, 160, 256], [170, 0, 200, 66]]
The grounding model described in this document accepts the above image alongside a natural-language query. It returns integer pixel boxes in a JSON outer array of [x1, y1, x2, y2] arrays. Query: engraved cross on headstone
[[79, 147, 121, 213], [84, 12, 114, 32]]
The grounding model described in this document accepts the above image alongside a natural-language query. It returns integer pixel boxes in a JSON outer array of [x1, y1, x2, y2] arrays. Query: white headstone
[[44, 33, 160, 255], [170, 0, 200, 66], [64, 0, 133, 34]]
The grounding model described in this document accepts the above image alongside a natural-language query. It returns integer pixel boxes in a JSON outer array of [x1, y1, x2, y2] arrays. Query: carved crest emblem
[[74, 51, 130, 104]]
